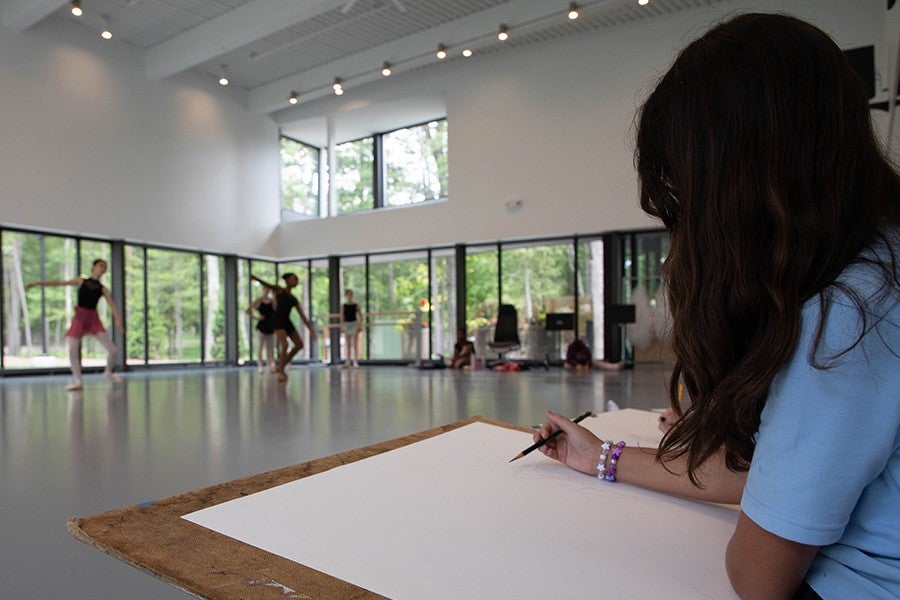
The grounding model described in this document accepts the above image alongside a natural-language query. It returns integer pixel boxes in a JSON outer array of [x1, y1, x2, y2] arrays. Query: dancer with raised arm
[[27, 258, 124, 391], [250, 273, 316, 381]]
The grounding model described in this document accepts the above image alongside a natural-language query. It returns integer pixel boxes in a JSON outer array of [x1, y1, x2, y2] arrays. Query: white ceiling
[[1, 0, 727, 103], [1, 0, 725, 141]]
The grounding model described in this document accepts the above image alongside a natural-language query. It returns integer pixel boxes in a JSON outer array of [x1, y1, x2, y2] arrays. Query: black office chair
[[488, 304, 520, 360]]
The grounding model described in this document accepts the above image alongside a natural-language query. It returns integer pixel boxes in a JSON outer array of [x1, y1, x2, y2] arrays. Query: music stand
[[545, 313, 575, 359], [605, 304, 636, 365]]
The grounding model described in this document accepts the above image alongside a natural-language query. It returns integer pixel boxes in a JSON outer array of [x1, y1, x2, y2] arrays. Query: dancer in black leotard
[[246, 287, 276, 373], [339, 288, 363, 368], [27, 259, 123, 391], [250, 273, 316, 381]]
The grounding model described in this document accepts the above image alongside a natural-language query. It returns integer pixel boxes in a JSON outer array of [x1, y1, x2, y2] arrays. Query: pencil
[[508, 410, 594, 462]]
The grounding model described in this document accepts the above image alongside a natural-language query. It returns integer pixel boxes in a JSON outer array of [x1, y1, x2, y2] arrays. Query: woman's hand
[[658, 407, 677, 433], [533, 410, 604, 476]]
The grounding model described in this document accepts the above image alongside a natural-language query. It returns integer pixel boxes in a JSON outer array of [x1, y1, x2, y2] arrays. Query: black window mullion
[[373, 134, 384, 209], [496, 242, 503, 308], [199, 254, 206, 365], [427, 249, 433, 357], [143, 246, 149, 366], [573, 237, 580, 337]]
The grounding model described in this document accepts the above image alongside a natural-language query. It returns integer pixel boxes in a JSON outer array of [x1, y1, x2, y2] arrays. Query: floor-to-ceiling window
[[430, 248, 456, 357], [628, 232, 670, 301], [125, 245, 146, 366], [203, 254, 226, 363], [145, 248, 201, 364], [242, 260, 278, 365], [464, 244, 499, 357], [576, 237, 605, 359], [339, 256, 367, 362], [274, 260, 313, 361], [500, 240, 576, 361], [77, 240, 113, 366], [308, 259, 329, 361], [2, 231, 77, 369], [236, 259, 251, 364], [367, 252, 428, 361]]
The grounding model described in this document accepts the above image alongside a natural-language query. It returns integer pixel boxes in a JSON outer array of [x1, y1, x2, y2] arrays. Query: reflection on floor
[[0, 364, 673, 599]]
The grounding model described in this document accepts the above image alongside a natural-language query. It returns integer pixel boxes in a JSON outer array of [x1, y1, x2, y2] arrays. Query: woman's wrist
[[597, 441, 626, 481]]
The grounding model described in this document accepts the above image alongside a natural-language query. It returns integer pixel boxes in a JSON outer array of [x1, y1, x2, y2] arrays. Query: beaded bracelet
[[604, 441, 626, 482], [596, 441, 611, 480]]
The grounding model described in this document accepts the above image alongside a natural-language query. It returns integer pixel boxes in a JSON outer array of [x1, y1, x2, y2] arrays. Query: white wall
[[0, 17, 281, 257], [275, 0, 891, 259], [0, 1, 891, 261]]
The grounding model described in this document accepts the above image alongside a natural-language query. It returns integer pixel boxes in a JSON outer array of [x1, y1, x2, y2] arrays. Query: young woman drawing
[[533, 14, 898, 600]]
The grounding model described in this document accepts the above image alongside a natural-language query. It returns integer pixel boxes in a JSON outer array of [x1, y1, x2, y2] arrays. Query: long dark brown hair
[[635, 13, 899, 483]]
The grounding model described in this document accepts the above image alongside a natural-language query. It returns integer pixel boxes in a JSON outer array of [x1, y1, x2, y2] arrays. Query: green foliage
[[501, 244, 575, 319], [284, 120, 449, 218], [385, 120, 448, 206], [336, 138, 374, 214], [281, 138, 320, 216], [466, 249, 498, 322], [2, 229, 667, 366]]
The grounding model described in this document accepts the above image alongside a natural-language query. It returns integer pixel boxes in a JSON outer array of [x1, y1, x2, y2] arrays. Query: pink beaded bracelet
[[604, 441, 626, 482]]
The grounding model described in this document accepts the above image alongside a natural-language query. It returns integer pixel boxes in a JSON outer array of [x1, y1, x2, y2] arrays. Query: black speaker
[[545, 313, 574, 331], [844, 45, 875, 100], [606, 304, 636, 324]]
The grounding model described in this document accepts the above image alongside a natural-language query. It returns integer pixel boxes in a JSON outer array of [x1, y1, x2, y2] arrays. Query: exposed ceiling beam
[[248, 0, 606, 114], [145, 0, 347, 81], [1, 0, 67, 30]]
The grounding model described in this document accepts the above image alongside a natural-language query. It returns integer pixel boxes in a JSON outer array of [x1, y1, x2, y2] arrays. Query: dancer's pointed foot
[[66, 381, 83, 391], [277, 370, 288, 382], [105, 372, 123, 385]]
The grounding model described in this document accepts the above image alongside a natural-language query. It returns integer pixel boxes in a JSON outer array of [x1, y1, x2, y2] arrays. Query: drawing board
[[184, 412, 739, 599]]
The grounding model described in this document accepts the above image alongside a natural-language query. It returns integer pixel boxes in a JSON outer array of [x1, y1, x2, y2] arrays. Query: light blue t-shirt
[[741, 252, 899, 599]]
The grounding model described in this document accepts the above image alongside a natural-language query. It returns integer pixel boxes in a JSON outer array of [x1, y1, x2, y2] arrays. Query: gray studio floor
[[0, 363, 673, 599]]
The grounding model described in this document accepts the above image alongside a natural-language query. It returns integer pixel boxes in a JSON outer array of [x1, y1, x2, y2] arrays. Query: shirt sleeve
[[741, 293, 900, 546]]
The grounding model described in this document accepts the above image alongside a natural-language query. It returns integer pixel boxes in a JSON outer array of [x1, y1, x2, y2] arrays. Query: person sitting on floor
[[564, 339, 625, 372], [449, 327, 476, 369]]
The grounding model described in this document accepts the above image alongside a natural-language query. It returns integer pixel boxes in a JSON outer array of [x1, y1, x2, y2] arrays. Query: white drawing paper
[[184, 414, 738, 599]]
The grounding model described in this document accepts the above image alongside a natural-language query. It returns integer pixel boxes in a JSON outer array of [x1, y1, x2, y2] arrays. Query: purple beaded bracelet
[[604, 441, 626, 482], [596, 441, 611, 480]]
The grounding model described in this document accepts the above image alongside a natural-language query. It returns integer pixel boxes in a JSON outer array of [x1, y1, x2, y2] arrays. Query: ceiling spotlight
[[100, 19, 112, 40], [436, 44, 447, 60], [333, 78, 344, 95], [638, 0, 649, 4], [498, 25, 509, 41], [462, 48, 473, 58], [382, 62, 392, 76], [70, 1, 83, 17], [568, 2, 580, 19], [218, 66, 229, 86], [288, 91, 298, 105]]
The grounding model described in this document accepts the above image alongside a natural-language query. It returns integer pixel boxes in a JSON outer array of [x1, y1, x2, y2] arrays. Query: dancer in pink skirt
[[27, 259, 123, 390]]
